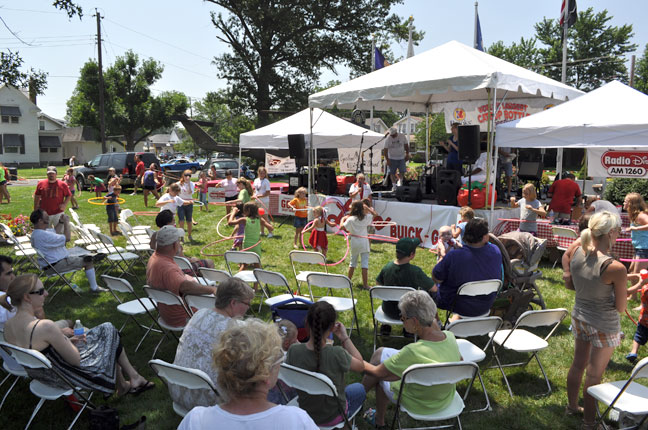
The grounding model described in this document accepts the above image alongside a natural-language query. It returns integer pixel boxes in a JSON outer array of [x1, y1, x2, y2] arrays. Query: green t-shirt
[[384, 331, 461, 415], [376, 261, 436, 318], [0, 168, 5, 182], [243, 217, 261, 256], [285, 343, 351, 424], [238, 189, 250, 204]]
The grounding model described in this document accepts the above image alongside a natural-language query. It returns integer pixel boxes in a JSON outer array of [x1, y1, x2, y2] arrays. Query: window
[[1, 116, 8, 123], [88, 155, 102, 167], [40, 147, 48, 153], [49, 148, 58, 153], [39, 120, 45, 130], [2, 134, 25, 154], [10, 116, 19, 124]]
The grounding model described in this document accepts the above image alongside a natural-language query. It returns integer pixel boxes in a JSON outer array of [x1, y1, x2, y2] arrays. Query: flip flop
[[128, 380, 155, 396]]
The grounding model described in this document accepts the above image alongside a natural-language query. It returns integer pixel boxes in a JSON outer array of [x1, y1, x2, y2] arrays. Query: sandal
[[128, 380, 155, 396], [565, 405, 584, 416]]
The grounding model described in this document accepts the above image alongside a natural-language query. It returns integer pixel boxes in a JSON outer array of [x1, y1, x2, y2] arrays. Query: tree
[[205, 0, 419, 126], [414, 113, 449, 159], [66, 51, 189, 151], [193, 90, 255, 145], [634, 44, 648, 95]]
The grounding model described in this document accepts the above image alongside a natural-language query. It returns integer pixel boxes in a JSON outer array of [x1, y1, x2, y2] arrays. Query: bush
[[603, 178, 648, 205]]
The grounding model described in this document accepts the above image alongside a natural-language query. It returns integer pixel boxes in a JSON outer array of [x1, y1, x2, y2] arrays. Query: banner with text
[[337, 148, 383, 174], [588, 148, 648, 179], [207, 187, 225, 203], [265, 152, 297, 174]]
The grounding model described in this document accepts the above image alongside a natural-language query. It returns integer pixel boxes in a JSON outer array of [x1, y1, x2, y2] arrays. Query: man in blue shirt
[[432, 218, 502, 318]]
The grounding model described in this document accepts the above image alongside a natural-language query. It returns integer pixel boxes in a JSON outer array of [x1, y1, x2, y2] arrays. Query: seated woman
[[362, 290, 461, 428], [1, 274, 153, 397], [285, 301, 366, 427], [178, 318, 317, 429], [170, 278, 254, 411]]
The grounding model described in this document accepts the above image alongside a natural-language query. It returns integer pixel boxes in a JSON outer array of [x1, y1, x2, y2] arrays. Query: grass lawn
[[0, 185, 644, 429]]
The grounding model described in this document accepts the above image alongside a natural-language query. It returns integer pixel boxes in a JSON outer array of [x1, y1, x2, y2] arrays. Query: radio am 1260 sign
[[601, 151, 648, 177]]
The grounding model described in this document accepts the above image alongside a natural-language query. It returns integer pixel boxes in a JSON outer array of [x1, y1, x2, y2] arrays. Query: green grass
[[0, 185, 644, 429]]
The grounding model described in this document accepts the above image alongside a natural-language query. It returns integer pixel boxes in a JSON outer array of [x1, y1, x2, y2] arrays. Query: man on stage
[[383, 127, 410, 191]]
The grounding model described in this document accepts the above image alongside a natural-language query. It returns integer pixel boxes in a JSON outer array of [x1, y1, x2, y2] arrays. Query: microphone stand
[[355, 131, 368, 175]]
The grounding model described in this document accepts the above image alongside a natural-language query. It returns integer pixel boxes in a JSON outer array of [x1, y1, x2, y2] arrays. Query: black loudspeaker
[[316, 167, 337, 195], [287, 134, 305, 162], [288, 172, 308, 195], [396, 182, 423, 202], [518, 161, 544, 181], [436, 169, 461, 206], [458, 125, 481, 164]]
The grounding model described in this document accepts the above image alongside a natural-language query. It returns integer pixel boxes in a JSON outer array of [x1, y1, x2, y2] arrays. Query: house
[[38, 113, 65, 165], [146, 129, 181, 153], [62, 126, 147, 164], [365, 117, 389, 134]]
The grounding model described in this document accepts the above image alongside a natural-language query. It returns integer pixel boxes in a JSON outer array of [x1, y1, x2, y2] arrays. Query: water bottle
[[641, 269, 648, 280], [73, 320, 84, 337]]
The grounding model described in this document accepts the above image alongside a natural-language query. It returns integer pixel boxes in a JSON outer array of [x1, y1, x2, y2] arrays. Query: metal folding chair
[[306, 273, 358, 336], [443, 279, 501, 327], [289, 250, 328, 296], [33, 248, 82, 301], [91, 231, 140, 280], [369, 286, 416, 352], [198, 268, 231, 286], [142, 286, 191, 358], [173, 256, 215, 286]]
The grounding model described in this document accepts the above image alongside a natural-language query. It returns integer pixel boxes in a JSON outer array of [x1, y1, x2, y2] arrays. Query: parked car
[[208, 159, 255, 180], [160, 158, 202, 174], [75, 152, 160, 190]]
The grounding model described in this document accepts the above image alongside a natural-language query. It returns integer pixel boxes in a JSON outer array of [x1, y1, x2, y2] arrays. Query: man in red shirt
[[34, 166, 72, 234], [130, 154, 146, 195], [548, 173, 581, 219]]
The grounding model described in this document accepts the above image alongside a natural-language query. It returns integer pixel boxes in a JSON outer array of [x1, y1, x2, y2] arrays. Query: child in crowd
[[63, 168, 80, 209], [624, 193, 648, 276], [304, 206, 337, 256], [510, 183, 546, 235], [341, 200, 377, 290], [288, 187, 308, 249], [267, 320, 299, 405], [106, 167, 120, 194], [227, 202, 273, 266], [155, 183, 193, 216], [142, 164, 160, 207], [155, 165, 165, 193], [232, 177, 253, 205], [625, 270, 648, 364], [197, 171, 209, 212], [87, 174, 105, 197], [104, 185, 122, 235], [228, 203, 245, 251], [451, 206, 475, 242], [436, 225, 461, 261]]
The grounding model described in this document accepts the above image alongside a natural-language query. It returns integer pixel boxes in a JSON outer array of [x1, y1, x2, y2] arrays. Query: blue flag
[[475, 12, 484, 51], [374, 47, 388, 70]]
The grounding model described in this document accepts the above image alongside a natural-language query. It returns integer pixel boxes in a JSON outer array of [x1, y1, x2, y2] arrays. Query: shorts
[[106, 205, 118, 223], [379, 348, 400, 404], [635, 248, 648, 259], [199, 192, 208, 205], [0, 180, 6, 186], [48, 212, 66, 229], [388, 158, 407, 176], [293, 217, 308, 228], [500, 162, 513, 177], [177, 203, 194, 222], [135, 176, 143, 187], [70, 189, 75, 195], [571, 316, 621, 348], [48, 247, 93, 273], [349, 251, 369, 269], [319, 383, 366, 427], [633, 323, 648, 346], [225, 195, 237, 202], [143, 185, 155, 191]]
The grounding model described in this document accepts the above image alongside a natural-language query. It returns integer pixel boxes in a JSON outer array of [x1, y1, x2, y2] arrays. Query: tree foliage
[[52, 0, 83, 18], [0, 51, 48, 95], [414, 113, 449, 158], [634, 44, 648, 95], [205, 0, 418, 125], [488, 7, 636, 91], [193, 90, 255, 145], [66, 51, 188, 151]]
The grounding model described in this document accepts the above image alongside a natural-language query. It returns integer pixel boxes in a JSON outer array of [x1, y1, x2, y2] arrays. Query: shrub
[[603, 178, 648, 205]]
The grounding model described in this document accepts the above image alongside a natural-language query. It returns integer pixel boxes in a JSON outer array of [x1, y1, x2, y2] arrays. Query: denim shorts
[[636, 248, 648, 259], [177, 203, 194, 222], [106, 205, 118, 223], [199, 192, 208, 205], [388, 158, 407, 176], [634, 323, 648, 345], [319, 382, 366, 427], [293, 217, 308, 228], [500, 162, 513, 176]]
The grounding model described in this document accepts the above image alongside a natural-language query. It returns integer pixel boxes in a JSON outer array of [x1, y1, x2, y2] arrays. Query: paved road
[[7, 179, 39, 187]]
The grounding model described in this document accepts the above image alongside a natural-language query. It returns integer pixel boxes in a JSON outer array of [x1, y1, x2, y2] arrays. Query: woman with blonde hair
[[566, 211, 627, 429], [178, 319, 317, 429]]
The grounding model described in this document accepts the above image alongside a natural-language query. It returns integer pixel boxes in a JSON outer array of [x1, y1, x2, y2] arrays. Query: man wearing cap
[[146, 225, 217, 327], [383, 127, 410, 191], [34, 166, 72, 234], [432, 218, 502, 320], [376, 237, 436, 333]]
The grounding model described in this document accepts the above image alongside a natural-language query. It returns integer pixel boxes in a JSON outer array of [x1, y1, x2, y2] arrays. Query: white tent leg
[[238, 146, 242, 179]]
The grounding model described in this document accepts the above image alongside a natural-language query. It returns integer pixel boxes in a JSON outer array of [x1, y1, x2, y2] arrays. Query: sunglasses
[[184, 174, 192, 177], [29, 288, 46, 296]]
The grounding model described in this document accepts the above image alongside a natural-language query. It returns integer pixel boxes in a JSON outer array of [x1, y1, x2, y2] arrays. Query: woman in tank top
[[565, 211, 627, 429]]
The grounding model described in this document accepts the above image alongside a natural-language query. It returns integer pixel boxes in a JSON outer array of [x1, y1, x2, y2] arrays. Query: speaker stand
[[467, 163, 473, 207]]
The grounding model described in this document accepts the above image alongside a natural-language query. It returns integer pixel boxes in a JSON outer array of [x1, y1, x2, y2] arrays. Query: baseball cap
[[46, 166, 57, 173], [389, 127, 398, 135], [156, 225, 185, 246], [396, 237, 421, 255]]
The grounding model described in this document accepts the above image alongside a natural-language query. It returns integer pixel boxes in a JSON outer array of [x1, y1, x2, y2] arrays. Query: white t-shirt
[[384, 133, 408, 160], [31, 228, 68, 268], [343, 214, 373, 254], [178, 181, 195, 200], [348, 183, 372, 201], [253, 178, 271, 206], [178, 404, 318, 430], [0, 292, 16, 329], [158, 193, 188, 214], [218, 178, 239, 198]]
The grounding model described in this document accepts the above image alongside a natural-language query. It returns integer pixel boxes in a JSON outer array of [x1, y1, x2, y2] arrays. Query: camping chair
[[279, 363, 361, 430], [148, 359, 222, 418], [253, 269, 309, 311], [443, 279, 502, 327], [100, 275, 159, 352], [587, 357, 648, 430], [0, 329, 29, 413], [306, 273, 358, 336], [184, 294, 216, 315], [289, 250, 328, 297], [551, 226, 578, 269], [446, 316, 503, 413], [391, 361, 479, 430], [91, 231, 140, 280], [33, 248, 82, 301], [173, 256, 215, 286], [369, 286, 416, 352], [0, 342, 96, 430], [198, 268, 231, 286], [489, 308, 568, 397], [142, 286, 191, 358]]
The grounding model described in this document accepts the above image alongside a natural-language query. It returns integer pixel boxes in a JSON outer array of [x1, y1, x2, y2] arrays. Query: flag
[[560, 0, 578, 28], [406, 17, 415, 58], [475, 12, 484, 51], [374, 47, 389, 70]]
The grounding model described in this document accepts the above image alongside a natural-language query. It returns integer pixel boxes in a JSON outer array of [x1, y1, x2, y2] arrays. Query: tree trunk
[[255, 57, 273, 126]]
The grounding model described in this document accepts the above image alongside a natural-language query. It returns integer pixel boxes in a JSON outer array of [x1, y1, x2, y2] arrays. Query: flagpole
[[474, 1, 479, 49], [370, 34, 376, 184], [557, 4, 569, 179]]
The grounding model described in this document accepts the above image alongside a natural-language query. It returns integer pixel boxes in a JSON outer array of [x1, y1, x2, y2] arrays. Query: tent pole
[[425, 105, 429, 164], [487, 87, 496, 228], [308, 108, 314, 214], [238, 145, 242, 179]]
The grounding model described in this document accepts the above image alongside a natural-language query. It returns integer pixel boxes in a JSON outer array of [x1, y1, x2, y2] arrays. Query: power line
[[0, 7, 61, 15], [1, 42, 94, 49]]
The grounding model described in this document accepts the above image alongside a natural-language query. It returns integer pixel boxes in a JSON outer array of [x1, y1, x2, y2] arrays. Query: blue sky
[[1, 0, 646, 119]]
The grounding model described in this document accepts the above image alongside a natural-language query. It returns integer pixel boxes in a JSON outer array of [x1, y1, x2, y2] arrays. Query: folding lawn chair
[[307, 273, 358, 336], [184, 294, 216, 315], [253, 268, 309, 310], [198, 268, 231, 286], [33, 248, 82, 301], [443, 279, 501, 327], [142, 286, 191, 358], [0, 329, 29, 413], [369, 286, 416, 352], [91, 231, 140, 280], [289, 250, 328, 296], [173, 256, 215, 286]]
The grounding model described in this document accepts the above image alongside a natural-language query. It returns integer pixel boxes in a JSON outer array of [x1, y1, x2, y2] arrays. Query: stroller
[[489, 231, 547, 328]]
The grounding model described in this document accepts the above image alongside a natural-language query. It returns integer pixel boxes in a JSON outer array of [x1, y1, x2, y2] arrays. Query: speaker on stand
[[436, 170, 461, 206], [517, 161, 544, 198], [316, 167, 337, 195], [288, 134, 306, 167], [458, 125, 481, 206]]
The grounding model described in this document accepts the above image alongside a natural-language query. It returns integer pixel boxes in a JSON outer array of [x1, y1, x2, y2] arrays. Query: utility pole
[[94, 9, 107, 154], [630, 55, 636, 88]]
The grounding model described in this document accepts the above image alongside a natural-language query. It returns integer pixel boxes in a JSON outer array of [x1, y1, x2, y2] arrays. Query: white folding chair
[[142, 286, 191, 358], [279, 363, 361, 430], [198, 268, 231, 286], [289, 250, 328, 296], [443, 279, 502, 327], [184, 294, 216, 315], [223, 250, 261, 285], [587, 356, 648, 430], [0, 329, 28, 413], [552, 226, 579, 269], [118, 222, 151, 248], [33, 248, 82, 301], [490, 308, 568, 397], [120, 209, 150, 233], [0, 223, 41, 275], [446, 316, 503, 413], [68, 207, 99, 232], [253, 269, 309, 310], [0, 342, 96, 430], [173, 256, 215, 286], [369, 286, 416, 352], [100, 275, 159, 352], [391, 361, 478, 430], [306, 273, 358, 336], [148, 359, 222, 418], [92, 231, 140, 280]]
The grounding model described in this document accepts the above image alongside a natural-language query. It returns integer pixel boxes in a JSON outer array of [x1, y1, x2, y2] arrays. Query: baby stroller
[[489, 232, 547, 328]]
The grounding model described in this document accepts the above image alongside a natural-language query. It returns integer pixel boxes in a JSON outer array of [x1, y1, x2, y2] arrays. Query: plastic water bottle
[[73, 320, 84, 337], [641, 269, 648, 280]]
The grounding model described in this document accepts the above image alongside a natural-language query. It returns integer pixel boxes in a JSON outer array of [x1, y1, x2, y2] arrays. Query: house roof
[[38, 112, 65, 127], [148, 133, 174, 144], [0, 84, 40, 112], [62, 126, 98, 142]]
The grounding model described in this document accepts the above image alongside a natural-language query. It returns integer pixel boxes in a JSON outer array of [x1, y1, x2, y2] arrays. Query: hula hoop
[[497, 217, 550, 223], [300, 219, 350, 267], [616, 238, 632, 242], [132, 211, 159, 216], [209, 201, 237, 206], [200, 236, 242, 257], [253, 196, 274, 223], [87, 197, 125, 205], [371, 220, 397, 227], [625, 309, 637, 325], [620, 258, 648, 262], [216, 213, 235, 238], [192, 200, 205, 207], [367, 234, 399, 243]]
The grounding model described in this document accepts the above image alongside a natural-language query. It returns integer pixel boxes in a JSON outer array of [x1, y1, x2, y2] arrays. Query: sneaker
[[130, 192, 136, 196], [397, 179, 402, 187], [92, 286, 109, 293], [267, 233, 273, 238], [625, 353, 638, 364]]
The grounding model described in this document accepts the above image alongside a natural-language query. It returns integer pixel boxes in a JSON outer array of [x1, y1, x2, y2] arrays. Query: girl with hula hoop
[[303, 205, 337, 256], [253, 166, 273, 237], [624, 193, 648, 277], [228, 202, 273, 270], [155, 183, 193, 239], [340, 200, 377, 290], [177, 169, 197, 241]]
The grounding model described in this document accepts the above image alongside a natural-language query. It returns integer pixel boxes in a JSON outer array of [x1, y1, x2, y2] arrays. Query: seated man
[[461, 147, 488, 185], [432, 218, 502, 318], [146, 225, 217, 327], [29, 209, 107, 293]]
